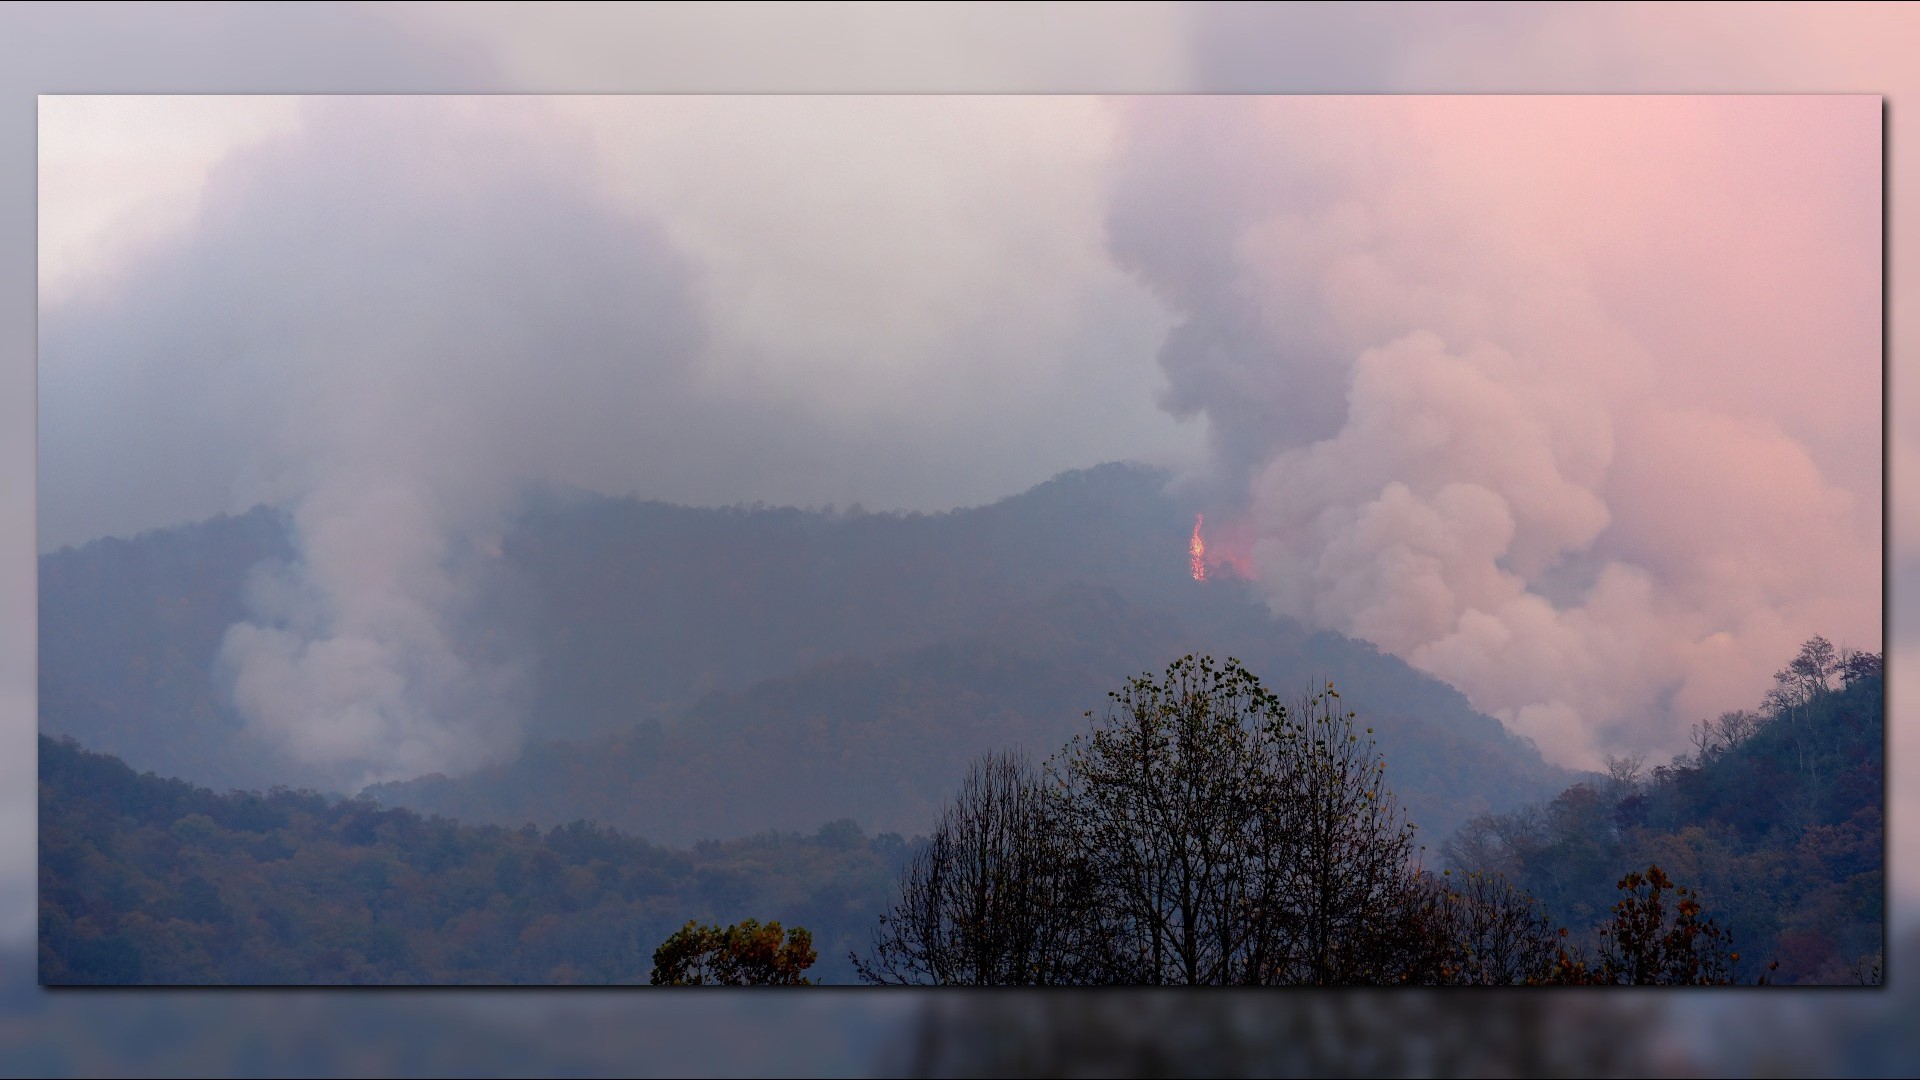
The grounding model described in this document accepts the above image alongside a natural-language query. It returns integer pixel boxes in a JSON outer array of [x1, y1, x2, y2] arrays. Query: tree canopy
[[1442, 637, 1881, 984], [863, 657, 1470, 985], [859, 654, 1780, 987], [650, 919, 817, 986]]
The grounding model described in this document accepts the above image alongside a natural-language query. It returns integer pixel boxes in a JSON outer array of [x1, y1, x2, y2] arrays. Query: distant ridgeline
[[38, 734, 905, 985], [1443, 640, 1884, 985], [38, 505, 295, 794], [39, 463, 1570, 848]]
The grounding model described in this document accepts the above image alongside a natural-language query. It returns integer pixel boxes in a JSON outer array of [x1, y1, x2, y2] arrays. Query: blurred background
[[4, 3, 1912, 1076]]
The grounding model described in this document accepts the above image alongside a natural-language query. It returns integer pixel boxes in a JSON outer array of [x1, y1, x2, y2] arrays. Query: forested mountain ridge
[[38, 735, 905, 985], [39, 506, 293, 792], [1444, 640, 1883, 984], [42, 463, 1571, 847], [510, 462, 1213, 739], [367, 581, 1568, 847], [41, 464, 1202, 791]]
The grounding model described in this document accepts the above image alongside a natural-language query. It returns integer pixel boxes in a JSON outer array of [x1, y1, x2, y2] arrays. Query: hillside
[[497, 462, 1222, 740], [39, 506, 294, 792], [41, 462, 1571, 846], [1442, 643, 1883, 984], [38, 735, 905, 985], [42, 465, 1198, 791], [369, 582, 1566, 847]]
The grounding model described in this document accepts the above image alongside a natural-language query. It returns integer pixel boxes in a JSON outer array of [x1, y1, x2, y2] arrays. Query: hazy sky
[[38, 94, 1202, 547], [37, 90, 1880, 784], [9, 3, 1915, 947]]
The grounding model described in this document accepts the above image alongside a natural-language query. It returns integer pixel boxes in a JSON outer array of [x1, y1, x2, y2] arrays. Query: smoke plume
[[42, 98, 706, 786], [1111, 96, 1881, 766], [39, 95, 1190, 787]]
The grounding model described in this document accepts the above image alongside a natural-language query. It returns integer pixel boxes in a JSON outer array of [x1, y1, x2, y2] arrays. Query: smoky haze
[[1109, 96, 1881, 767], [37, 95, 1197, 786], [43, 98, 717, 786], [37, 94, 1880, 783]]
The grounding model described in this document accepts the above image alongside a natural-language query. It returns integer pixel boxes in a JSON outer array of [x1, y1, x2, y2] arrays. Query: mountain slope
[[40, 462, 1571, 846], [1443, 651, 1883, 984], [39, 506, 294, 792], [503, 462, 1210, 740], [39, 735, 905, 985], [370, 582, 1569, 847]]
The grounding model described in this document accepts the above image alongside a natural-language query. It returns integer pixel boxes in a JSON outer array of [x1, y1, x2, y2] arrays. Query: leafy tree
[[1565, 865, 1755, 985], [1445, 636, 1880, 983], [649, 919, 817, 986]]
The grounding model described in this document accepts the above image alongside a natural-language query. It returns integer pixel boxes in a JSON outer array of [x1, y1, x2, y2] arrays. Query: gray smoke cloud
[[36, 91, 1879, 785], [42, 97, 708, 786], [12, 4, 505, 943], [1110, 96, 1881, 767], [39, 94, 1198, 787]]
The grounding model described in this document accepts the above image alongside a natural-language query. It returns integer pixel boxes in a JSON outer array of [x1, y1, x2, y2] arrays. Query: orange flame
[[1190, 513, 1206, 582]]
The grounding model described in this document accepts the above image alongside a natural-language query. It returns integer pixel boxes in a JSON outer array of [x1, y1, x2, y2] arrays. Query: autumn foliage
[[649, 918, 817, 986]]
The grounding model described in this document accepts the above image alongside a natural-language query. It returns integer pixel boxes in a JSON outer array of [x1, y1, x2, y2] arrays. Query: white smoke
[[216, 481, 526, 785], [40, 94, 1189, 788], [1112, 96, 1881, 767], [38, 97, 708, 788]]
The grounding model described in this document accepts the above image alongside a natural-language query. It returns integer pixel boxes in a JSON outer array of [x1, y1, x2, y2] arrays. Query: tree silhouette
[[1050, 655, 1302, 984], [1407, 869, 1567, 986], [854, 751, 1093, 985], [862, 656, 1433, 985], [1575, 865, 1754, 985]]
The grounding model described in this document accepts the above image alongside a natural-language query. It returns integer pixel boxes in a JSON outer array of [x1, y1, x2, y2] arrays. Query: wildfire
[[1190, 513, 1206, 582]]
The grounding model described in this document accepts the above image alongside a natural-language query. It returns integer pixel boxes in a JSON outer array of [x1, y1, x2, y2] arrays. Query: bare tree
[[1441, 806, 1544, 882], [1603, 752, 1645, 788], [1410, 869, 1567, 985], [1839, 647, 1883, 687], [868, 656, 1444, 986], [1772, 635, 1840, 709], [1714, 709, 1764, 751], [1274, 684, 1423, 984], [855, 750, 1092, 985]]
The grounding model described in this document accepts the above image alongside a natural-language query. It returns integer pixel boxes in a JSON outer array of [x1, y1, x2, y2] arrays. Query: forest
[[39, 734, 907, 985], [34, 468, 1880, 986], [39, 637, 1879, 985], [849, 644, 1880, 986], [1441, 637, 1883, 984]]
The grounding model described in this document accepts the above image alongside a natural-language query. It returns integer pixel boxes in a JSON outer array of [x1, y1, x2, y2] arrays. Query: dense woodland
[[368, 582, 1563, 849], [41, 464, 1211, 792], [1441, 638, 1884, 985], [38, 735, 907, 985]]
